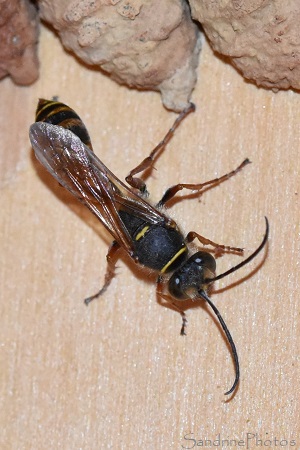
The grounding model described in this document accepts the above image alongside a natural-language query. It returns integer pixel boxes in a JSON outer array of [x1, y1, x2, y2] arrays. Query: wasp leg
[[157, 159, 250, 207], [186, 231, 244, 256], [156, 276, 188, 335], [125, 103, 195, 196], [84, 241, 120, 305]]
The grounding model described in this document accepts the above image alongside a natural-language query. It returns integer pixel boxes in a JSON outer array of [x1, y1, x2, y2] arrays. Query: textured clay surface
[[0, 0, 39, 85], [190, 0, 300, 90], [38, 0, 201, 111]]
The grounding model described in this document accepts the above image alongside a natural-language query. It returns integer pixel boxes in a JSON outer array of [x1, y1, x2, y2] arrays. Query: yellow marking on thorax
[[161, 246, 187, 274], [135, 226, 150, 241]]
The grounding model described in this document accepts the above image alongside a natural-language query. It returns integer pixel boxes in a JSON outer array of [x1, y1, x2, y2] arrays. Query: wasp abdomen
[[35, 99, 93, 151]]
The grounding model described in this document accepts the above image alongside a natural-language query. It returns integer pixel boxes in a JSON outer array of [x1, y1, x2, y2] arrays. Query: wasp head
[[168, 251, 216, 301]]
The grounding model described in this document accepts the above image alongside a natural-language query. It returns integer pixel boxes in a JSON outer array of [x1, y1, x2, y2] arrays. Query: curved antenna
[[206, 217, 269, 284], [199, 289, 239, 395]]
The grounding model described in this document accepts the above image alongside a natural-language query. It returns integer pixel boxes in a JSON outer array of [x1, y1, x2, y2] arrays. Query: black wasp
[[29, 99, 269, 395]]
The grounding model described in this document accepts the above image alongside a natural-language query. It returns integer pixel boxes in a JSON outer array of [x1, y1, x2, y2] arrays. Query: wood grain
[[1, 25, 299, 449]]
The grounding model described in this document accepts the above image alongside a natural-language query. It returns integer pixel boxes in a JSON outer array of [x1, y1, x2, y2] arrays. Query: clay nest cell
[[38, 0, 202, 111], [0, 0, 39, 85], [2, 0, 300, 106], [189, 0, 300, 91]]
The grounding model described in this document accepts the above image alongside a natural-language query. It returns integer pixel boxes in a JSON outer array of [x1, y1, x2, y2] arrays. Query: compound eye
[[192, 251, 216, 273], [168, 274, 185, 300]]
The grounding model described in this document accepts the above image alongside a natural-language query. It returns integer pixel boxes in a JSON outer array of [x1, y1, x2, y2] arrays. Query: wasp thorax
[[168, 251, 216, 300]]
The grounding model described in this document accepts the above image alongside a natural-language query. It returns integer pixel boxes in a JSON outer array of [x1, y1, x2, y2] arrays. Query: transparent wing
[[29, 122, 167, 255]]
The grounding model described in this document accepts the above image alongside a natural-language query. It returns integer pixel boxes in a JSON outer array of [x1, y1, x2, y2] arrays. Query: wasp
[[29, 99, 269, 395]]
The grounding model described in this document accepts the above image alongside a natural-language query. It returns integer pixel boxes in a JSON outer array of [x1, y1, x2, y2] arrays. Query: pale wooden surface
[[1, 26, 299, 450]]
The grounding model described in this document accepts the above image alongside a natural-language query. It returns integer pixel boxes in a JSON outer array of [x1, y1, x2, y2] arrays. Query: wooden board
[[1, 25, 299, 449]]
